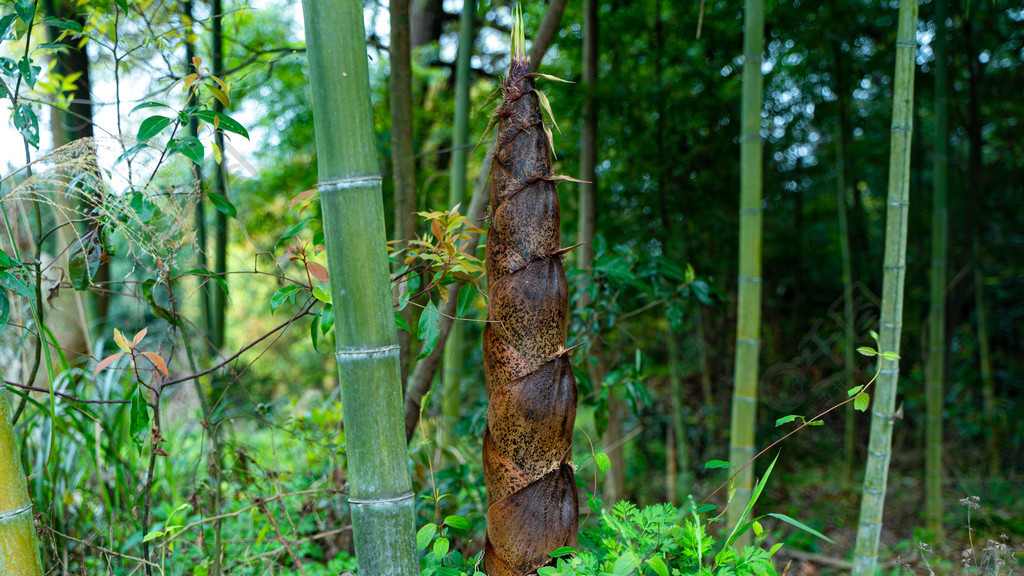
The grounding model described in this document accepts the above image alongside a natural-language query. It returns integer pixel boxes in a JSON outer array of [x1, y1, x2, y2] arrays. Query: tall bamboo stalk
[[726, 0, 764, 540], [831, 40, 857, 480], [925, 0, 948, 538], [210, 0, 229, 350], [441, 0, 477, 458], [181, 0, 211, 342], [851, 2, 917, 574], [0, 384, 44, 575], [300, 1, 417, 573]]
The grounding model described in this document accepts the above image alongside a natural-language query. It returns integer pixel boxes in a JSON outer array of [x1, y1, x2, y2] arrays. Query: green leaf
[[594, 451, 611, 472], [869, 329, 879, 341], [12, 103, 39, 148], [207, 193, 236, 218], [0, 289, 9, 337], [0, 270, 34, 299], [312, 283, 331, 304], [115, 143, 148, 166], [192, 110, 250, 139], [724, 453, 779, 549], [456, 284, 476, 318], [137, 115, 171, 141], [775, 414, 801, 427], [130, 388, 150, 453], [0, 14, 18, 40], [806, 419, 824, 426], [275, 218, 313, 251], [548, 547, 575, 558], [854, 392, 870, 412], [881, 351, 901, 361], [848, 386, 861, 397], [142, 530, 164, 543], [766, 513, 834, 543], [115, 0, 130, 13], [170, 136, 204, 164], [704, 459, 731, 470], [394, 311, 410, 333], [856, 346, 877, 357], [432, 537, 449, 558], [319, 304, 334, 334], [443, 515, 471, 532], [647, 555, 669, 576], [13, 0, 35, 25], [416, 523, 437, 551], [182, 268, 228, 295], [130, 101, 170, 114], [270, 285, 303, 312], [612, 550, 639, 576], [416, 301, 440, 360]]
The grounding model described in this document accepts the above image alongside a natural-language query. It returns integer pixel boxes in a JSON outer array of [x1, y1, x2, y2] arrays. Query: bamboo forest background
[[0, 0, 1021, 574]]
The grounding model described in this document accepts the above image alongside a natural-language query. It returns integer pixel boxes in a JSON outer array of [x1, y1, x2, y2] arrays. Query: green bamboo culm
[[299, 1, 418, 574], [726, 0, 764, 544], [925, 0, 948, 539], [851, 1, 918, 574], [441, 0, 477, 457], [0, 384, 44, 575]]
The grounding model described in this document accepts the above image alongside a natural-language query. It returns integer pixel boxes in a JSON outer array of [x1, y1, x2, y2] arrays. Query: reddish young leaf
[[142, 352, 169, 379], [95, 352, 126, 375], [307, 262, 330, 283]]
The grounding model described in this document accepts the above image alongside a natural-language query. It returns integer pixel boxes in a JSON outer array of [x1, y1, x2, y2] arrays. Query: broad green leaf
[[443, 515, 471, 532], [142, 531, 164, 543], [115, 143, 148, 166], [416, 523, 437, 551], [775, 414, 801, 427], [319, 304, 334, 334], [767, 513, 834, 543], [612, 550, 639, 576], [192, 110, 249, 139], [13, 0, 35, 25], [549, 547, 575, 558], [856, 346, 877, 357], [594, 451, 610, 472], [0, 14, 18, 40], [432, 537, 449, 558], [130, 101, 170, 114], [807, 419, 824, 426], [881, 351, 901, 361], [312, 282, 331, 304], [0, 270, 33, 299], [137, 115, 171, 141], [275, 218, 313, 251], [12, 103, 39, 147], [648, 555, 669, 576], [456, 284, 475, 318], [170, 136, 204, 164], [415, 301, 440, 360], [704, 459, 731, 470], [395, 311, 410, 333], [115, 0, 130, 13], [270, 285, 303, 312], [130, 388, 150, 453], [207, 193, 236, 218], [854, 392, 870, 412]]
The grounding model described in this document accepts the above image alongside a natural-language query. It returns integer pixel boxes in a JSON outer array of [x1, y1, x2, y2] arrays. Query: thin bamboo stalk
[[851, 2, 918, 574], [0, 384, 44, 575], [925, 0, 948, 538], [727, 0, 764, 542], [300, 1, 418, 574], [211, 0, 229, 350]]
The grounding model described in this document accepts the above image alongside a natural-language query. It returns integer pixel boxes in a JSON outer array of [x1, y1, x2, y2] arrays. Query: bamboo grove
[[0, 0, 1020, 573]]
